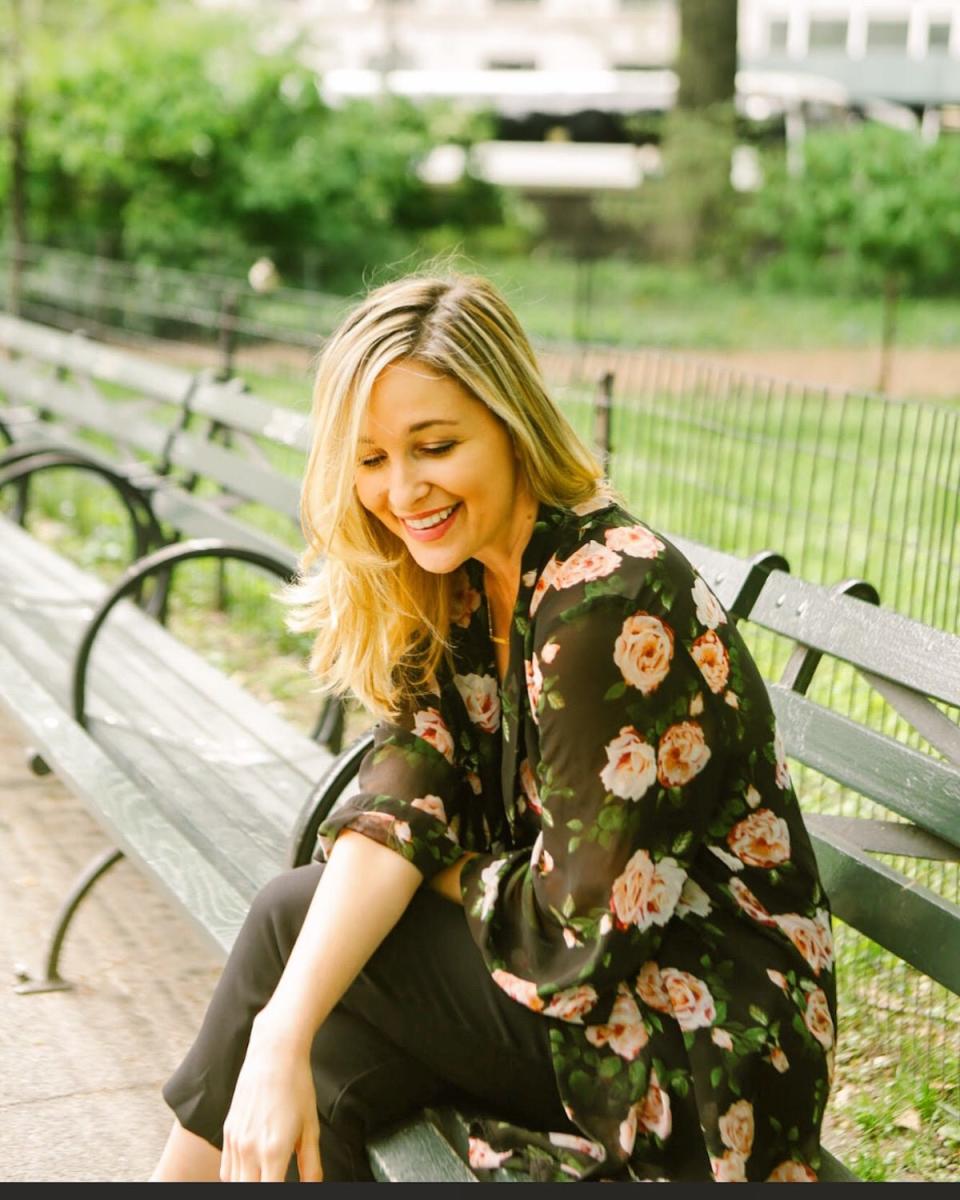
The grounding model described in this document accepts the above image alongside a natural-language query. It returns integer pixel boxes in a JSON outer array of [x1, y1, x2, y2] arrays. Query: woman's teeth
[[406, 504, 457, 530]]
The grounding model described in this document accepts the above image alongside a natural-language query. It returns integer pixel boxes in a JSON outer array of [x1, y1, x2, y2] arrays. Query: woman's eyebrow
[[358, 419, 461, 444], [409, 418, 461, 433]]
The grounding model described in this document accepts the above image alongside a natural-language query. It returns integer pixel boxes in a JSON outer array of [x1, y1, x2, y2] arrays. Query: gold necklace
[[486, 600, 508, 645]]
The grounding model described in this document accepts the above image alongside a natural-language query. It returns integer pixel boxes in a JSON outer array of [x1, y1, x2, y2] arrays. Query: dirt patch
[[108, 331, 960, 404], [706, 347, 960, 403]]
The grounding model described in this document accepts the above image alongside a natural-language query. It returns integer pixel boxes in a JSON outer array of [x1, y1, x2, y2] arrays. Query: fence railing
[[0, 242, 347, 375]]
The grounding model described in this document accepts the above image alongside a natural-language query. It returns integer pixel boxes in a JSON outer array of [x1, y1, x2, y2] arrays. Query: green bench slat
[[0, 312, 194, 401], [0, 515, 328, 900], [150, 487, 300, 562], [0, 516, 311, 773], [806, 813, 959, 862], [753, 569, 960, 710], [167, 431, 301, 518], [3, 594, 301, 899], [0, 359, 174, 458], [0, 643, 248, 958], [191, 379, 312, 452], [770, 686, 960, 848], [368, 1115, 479, 1184], [367, 1104, 861, 1183], [810, 827, 960, 994]]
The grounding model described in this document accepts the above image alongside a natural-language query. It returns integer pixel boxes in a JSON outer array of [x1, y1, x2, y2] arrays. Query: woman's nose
[[388, 460, 430, 512]]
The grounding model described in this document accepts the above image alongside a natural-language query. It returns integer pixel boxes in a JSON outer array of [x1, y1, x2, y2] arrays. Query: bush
[[1, 3, 522, 290], [735, 123, 960, 298]]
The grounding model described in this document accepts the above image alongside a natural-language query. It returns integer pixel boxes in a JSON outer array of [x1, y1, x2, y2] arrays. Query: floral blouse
[[318, 499, 837, 1182]]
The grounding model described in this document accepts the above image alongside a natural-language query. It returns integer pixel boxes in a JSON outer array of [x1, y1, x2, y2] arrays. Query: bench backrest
[[0, 315, 312, 546], [0, 316, 193, 461], [741, 570, 960, 995], [667, 532, 788, 620]]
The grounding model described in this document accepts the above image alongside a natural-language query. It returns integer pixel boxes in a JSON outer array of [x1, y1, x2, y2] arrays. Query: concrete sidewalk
[[0, 706, 223, 1182]]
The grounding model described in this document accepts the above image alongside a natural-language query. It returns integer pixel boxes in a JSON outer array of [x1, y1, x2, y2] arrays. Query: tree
[[2, 0, 164, 308], [593, 0, 739, 263], [1, 2, 512, 290], [741, 124, 960, 391], [4, 0, 27, 313], [658, 0, 739, 259]]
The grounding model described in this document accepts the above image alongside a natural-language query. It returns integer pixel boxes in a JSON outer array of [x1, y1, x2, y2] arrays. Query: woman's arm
[[427, 851, 477, 904], [220, 829, 423, 1182]]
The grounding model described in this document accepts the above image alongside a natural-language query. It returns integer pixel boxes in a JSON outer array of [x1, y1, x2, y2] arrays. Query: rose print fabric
[[318, 501, 837, 1182]]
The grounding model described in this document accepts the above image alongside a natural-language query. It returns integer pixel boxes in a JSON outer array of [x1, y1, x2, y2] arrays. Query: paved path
[[0, 706, 222, 1182]]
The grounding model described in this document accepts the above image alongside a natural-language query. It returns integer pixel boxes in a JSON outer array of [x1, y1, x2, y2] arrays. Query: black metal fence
[[0, 242, 345, 372]]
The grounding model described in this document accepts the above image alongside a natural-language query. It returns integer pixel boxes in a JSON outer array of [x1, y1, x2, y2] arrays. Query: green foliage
[[1, 2, 519, 289], [737, 124, 960, 297]]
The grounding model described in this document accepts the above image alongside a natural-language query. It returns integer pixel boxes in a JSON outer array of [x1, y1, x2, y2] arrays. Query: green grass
[[828, 1013, 960, 1181], [397, 254, 960, 351], [100, 250, 960, 356]]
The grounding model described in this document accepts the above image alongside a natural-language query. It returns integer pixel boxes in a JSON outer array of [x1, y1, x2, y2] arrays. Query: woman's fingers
[[222, 1133, 293, 1182], [219, 1137, 233, 1182], [297, 1119, 324, 1183]]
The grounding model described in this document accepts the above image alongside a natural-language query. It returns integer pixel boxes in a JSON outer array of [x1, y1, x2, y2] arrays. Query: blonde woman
[[153, 274, 836, 1183]]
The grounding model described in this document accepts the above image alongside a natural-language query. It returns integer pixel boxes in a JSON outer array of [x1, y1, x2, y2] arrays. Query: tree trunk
[[878, 274, 899, 394], [651, 0, 739, 261], [675, 0, 739, 111]]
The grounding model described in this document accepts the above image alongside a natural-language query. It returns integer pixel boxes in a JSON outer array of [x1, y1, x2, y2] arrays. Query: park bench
[[0, 313, 345, 751], [0, 312, 307, 565], [3, 321, 957, 1180]]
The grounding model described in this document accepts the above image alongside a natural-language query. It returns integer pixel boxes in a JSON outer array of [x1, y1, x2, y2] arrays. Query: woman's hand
[[220, 1014, 323, 1182], [217, 832, 423, 1181]]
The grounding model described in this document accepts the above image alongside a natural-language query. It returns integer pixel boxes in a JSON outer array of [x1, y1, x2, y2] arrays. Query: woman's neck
[[479, 494, 539, 634]]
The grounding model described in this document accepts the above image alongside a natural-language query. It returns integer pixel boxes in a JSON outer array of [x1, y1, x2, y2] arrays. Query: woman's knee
[[240, 863, 325, 964]]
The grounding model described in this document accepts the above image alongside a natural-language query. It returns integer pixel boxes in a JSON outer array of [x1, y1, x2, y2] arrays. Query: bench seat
[[0, 514, 331, 953]]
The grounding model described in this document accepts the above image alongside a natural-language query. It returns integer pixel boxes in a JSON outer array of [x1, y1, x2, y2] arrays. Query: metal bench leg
[[26, 747, 52, 776], [312, 695, 345, 755], [13, 847, 125, 995]]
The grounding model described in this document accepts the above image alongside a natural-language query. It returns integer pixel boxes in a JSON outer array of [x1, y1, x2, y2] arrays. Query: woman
[[153, 273, 836, 1183]]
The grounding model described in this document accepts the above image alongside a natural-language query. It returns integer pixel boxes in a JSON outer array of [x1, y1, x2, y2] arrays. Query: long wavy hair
[[285, 271, 608, 719]]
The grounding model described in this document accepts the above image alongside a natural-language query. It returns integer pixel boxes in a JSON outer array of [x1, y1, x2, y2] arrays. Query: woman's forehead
[[361, 362, 484, 435]]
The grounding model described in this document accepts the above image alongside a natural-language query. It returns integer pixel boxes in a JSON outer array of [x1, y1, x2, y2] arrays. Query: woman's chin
[[409, 547, 467, 575]]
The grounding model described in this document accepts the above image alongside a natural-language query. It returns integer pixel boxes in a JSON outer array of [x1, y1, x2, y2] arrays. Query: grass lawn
[[373, 254, 960, 352]]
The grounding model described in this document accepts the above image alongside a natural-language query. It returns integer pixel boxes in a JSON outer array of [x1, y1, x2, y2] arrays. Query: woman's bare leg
[[151, 1118, 222, 1182]]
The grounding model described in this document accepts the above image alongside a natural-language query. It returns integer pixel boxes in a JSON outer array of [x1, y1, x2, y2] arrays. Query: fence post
[[594, 370, 614, 469], [217, 286, 241, 381]]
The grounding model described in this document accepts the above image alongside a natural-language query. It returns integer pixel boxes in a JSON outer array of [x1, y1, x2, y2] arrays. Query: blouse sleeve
[[460, 553, 730, 1003], [316, 693, 468, 882]]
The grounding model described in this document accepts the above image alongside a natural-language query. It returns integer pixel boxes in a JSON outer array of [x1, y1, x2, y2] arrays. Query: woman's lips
[[402, 503, 461, 542]]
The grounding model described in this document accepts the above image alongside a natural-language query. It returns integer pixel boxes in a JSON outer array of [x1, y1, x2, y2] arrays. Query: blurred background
[[2, 0, 958, 1183], [3, 0, 959, 388]]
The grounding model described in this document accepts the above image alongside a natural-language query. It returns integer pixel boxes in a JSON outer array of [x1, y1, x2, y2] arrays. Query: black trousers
[[163, 863, 577, 1181]]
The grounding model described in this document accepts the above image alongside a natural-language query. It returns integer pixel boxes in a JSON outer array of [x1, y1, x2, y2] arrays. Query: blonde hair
[[285, 271, 608, 719]]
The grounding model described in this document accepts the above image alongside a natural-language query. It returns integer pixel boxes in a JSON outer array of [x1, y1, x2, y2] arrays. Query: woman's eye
[[421, 441, 457, 456], [358, 454, 385, 469]]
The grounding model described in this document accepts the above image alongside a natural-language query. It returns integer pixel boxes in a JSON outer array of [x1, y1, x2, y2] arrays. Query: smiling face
[[354, 359, 536, 581]]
